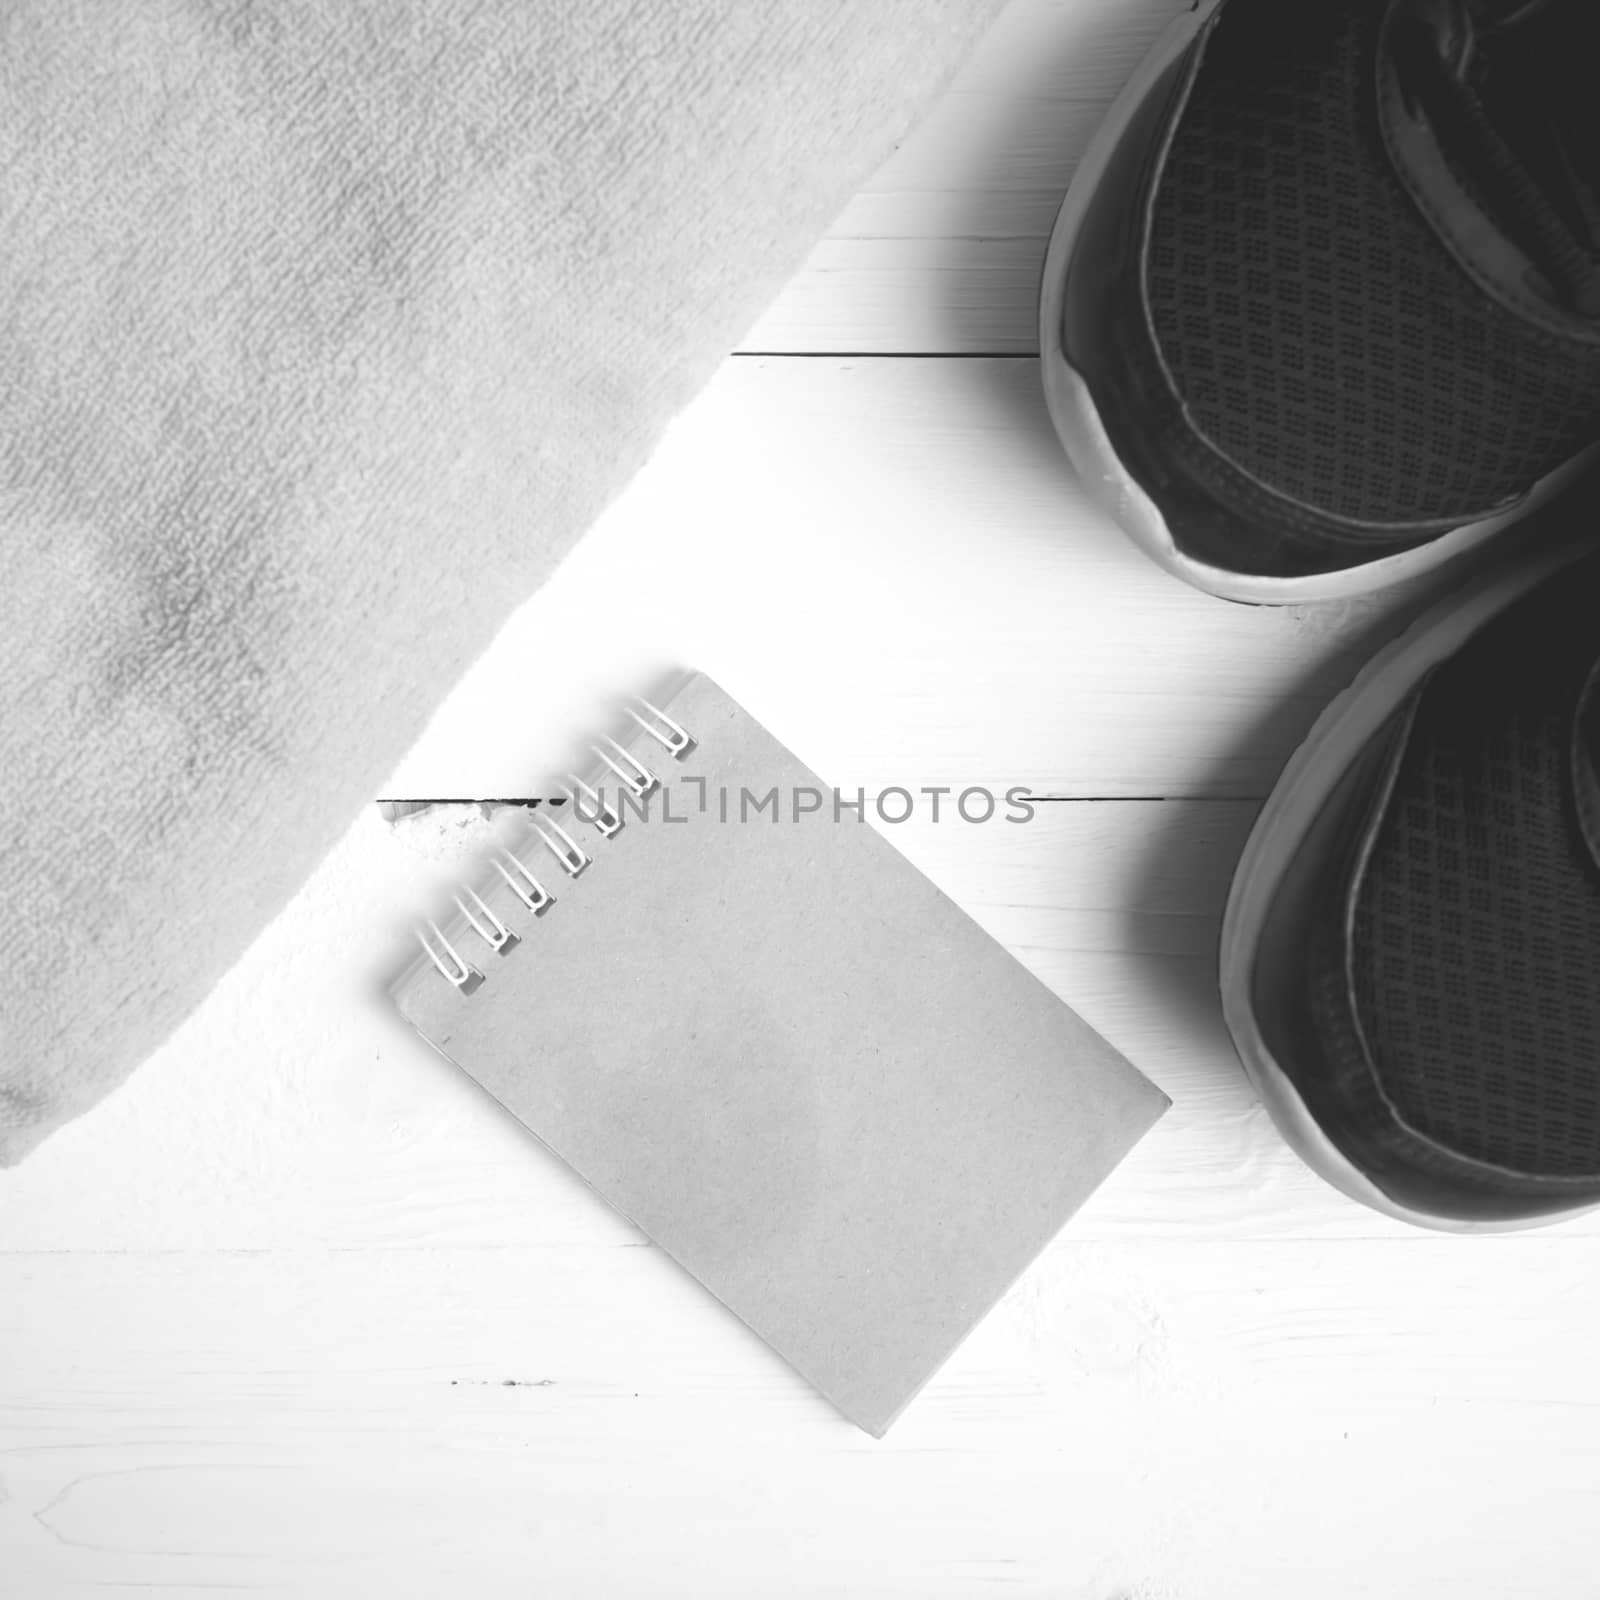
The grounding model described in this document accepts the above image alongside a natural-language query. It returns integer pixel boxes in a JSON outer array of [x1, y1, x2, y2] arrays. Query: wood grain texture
[[6, 1242, 1600, 1598], [378, 356, 1436, 803]]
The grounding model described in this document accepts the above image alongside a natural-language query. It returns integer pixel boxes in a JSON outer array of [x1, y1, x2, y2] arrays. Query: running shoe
[[1223, 536, 1600, 1227], [1041, 0, 1600, 602]]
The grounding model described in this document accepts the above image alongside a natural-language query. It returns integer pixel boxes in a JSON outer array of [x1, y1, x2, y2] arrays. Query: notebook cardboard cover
[[393, 673, 1167, 1433]]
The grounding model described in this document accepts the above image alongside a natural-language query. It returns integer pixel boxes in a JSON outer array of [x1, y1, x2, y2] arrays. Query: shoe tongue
[[1473, 2, 1600, 177], [1476, 2, 1600, 307], [1398, 0, 1600, 317]]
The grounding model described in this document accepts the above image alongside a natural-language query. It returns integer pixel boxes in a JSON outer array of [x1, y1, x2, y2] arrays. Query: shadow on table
[[1114, 594, 1438, 1090], [914, 0, 1186, 355]]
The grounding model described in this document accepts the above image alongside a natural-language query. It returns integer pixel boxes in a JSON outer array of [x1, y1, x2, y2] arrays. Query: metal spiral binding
[[416, 695, 695, 989]]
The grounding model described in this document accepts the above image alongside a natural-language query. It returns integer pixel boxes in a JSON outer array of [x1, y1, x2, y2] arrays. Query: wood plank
[[741, 0, 1190, 353], [5, 1243, 1599, 1598], [7, 798, 1595, 1255], [377, 355, 1436, 806]]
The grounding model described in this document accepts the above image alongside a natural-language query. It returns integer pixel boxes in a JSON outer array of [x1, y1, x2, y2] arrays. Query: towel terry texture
[[0, 0, 1005, 1162]]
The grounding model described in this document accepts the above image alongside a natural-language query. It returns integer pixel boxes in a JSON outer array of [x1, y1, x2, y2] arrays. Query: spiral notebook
[[391, 673, 1167, 1434]]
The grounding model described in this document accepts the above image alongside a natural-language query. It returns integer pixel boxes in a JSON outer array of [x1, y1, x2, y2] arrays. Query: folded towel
[[0, 0, 1003, 1162]]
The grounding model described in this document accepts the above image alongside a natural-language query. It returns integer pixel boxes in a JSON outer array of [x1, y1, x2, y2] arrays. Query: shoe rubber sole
[[1219, 537, 1600, 1231], [1037, 0, 1591, 606]]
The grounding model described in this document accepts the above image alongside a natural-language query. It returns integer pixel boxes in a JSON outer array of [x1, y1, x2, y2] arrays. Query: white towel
[[0, 0, 1004, 1162]]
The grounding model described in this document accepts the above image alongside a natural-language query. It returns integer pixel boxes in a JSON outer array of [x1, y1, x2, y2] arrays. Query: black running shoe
[[1041, 0, 1600, 603], [1222, 536, 1600, 1228]]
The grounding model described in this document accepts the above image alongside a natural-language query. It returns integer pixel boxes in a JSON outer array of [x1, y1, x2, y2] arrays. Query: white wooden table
[[6, 2, 1598, 1594]]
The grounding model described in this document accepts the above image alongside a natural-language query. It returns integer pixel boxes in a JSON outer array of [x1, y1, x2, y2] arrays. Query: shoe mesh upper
[[1347, 584, 1600, 1176], [1144, 0, 1600, 526]]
